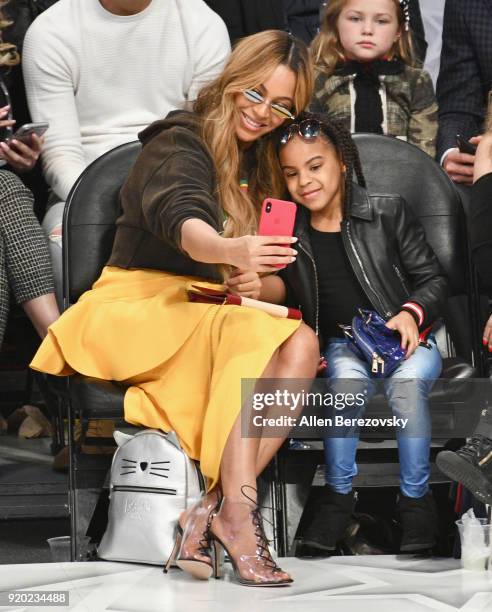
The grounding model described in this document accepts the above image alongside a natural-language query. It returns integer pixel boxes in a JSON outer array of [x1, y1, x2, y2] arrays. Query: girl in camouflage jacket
[[310, 0, 437, 157]]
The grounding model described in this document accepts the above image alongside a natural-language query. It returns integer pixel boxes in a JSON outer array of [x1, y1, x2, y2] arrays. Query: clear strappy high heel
[[164, 490, 221, 579], [209, 486, 293, 587]]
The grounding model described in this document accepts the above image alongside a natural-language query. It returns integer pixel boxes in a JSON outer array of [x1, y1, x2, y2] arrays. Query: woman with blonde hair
[[31, 30, 318, 586], [310, 0, 437, 157]]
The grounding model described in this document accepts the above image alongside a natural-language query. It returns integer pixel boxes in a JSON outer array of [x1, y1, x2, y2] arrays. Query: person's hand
[[0, 133, 43, 173], [443, 146, 476, 184], [0, 104, 44, 172], [474, 132, 492, 183], [385, 310, 420, 358], [482, 314, 492, 352], [225, 235, 297, 273], [0, 104, 15, 132], [226, 269, 262, 299]]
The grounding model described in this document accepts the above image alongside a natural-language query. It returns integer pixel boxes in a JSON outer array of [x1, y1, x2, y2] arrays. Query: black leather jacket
[[280, 183, 449, 341]]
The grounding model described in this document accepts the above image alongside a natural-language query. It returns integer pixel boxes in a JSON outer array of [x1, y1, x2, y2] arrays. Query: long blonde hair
[[194, 30, 313, 241], [311, 0, 415, 75], [0, 0, 20, 67]]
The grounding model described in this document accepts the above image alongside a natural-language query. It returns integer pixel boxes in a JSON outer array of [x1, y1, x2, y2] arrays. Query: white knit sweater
[[23, 0, 230, 201]]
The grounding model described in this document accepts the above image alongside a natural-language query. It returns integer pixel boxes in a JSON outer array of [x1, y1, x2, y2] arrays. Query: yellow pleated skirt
[[30, 266, 300, 488]]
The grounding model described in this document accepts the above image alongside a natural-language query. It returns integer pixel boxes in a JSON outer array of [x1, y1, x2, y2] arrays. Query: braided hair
[[280, 111, 366, 218]]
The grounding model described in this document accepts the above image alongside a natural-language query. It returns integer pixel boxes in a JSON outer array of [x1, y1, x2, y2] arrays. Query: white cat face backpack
[[98, 429, 204, 565]]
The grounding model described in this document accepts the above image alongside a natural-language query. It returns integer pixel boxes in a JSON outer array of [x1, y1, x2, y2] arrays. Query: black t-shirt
[[309, 226, 372, 339]]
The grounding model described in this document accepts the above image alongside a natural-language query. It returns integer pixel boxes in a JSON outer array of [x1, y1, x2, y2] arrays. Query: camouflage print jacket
[[310, 63, 438, 158]]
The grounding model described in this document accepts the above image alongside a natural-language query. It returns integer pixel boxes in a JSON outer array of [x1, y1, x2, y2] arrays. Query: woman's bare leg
[[176, 324, 318, 582], [216, 324, 317, 500], [255, 323, 319, 475], [179, 349, 281, 522], [210, 324, 319, 583], [22, 293, 59, 338]]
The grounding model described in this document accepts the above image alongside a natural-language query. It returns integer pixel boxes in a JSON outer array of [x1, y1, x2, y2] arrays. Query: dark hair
[[277, 111, 366, 217]]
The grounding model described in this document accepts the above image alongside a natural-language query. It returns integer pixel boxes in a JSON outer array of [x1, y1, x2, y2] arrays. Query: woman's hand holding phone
[[0, 134, 44, 173], [257, 198, 297, 269], [0, 106, 44, 173], [225, 234, 297, 273]]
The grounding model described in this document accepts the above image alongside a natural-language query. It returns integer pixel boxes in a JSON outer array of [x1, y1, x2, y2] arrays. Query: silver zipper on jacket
[[298, 241, 319, 336], [393, 264, 410, 297], [111, 485, 177, 497], [344, 220, 393, 318]]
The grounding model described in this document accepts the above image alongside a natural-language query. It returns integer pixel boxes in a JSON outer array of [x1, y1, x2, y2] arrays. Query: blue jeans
[[323, 337, 442, 498]]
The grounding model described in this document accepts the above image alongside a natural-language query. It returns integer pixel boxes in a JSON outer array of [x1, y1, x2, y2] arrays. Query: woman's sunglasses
[[242, 89, 295, 120], [279, 119, 323, 146]]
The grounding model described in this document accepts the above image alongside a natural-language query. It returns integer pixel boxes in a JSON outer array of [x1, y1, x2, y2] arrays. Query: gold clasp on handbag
[[371, 353, 385, 375]]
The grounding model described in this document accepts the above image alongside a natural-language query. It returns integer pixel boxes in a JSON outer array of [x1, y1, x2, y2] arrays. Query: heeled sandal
[[175, 508, 216, 579], [163, 525, 183, 574], [164, 492, 221, 580], [210, 487, 293, 587]]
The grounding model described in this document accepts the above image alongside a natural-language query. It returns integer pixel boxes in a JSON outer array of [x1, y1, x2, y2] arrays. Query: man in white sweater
[[22, 0, 230, 303]]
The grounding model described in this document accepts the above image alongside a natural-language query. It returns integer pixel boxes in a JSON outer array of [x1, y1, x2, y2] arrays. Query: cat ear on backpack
[[113, 430, 133, 447]]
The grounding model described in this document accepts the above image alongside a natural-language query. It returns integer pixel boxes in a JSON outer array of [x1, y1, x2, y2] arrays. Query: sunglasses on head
[[278, 119, 323, 146], [242, 89, 295, 121]]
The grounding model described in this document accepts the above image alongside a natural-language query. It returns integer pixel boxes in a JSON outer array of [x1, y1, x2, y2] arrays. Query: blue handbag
[[340, 309, 406, 377]]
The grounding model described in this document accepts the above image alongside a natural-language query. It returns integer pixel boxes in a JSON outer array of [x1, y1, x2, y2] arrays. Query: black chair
[[47, 141, 141, 560], [272, 135, 481, 556], [354, 133, 483, 368]]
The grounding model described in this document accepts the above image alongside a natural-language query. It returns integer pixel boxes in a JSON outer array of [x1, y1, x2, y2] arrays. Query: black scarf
[[336, 59, 404, 134]]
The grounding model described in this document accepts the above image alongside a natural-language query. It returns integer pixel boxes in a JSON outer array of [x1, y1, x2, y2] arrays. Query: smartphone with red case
[[258, 198, 297, 268]]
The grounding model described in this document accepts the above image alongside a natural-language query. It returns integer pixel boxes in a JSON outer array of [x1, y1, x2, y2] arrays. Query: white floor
[[1, 556, 492, 612]]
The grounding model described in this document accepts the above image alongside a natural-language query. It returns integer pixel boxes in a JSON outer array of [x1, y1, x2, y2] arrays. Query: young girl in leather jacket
[[261, 112, 448, 553]]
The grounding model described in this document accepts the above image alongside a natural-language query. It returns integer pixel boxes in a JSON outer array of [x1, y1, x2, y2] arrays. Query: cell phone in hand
[[456, 134, 477, 155], [258, 198, 297, 269], [6, 122, 49, 143]]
